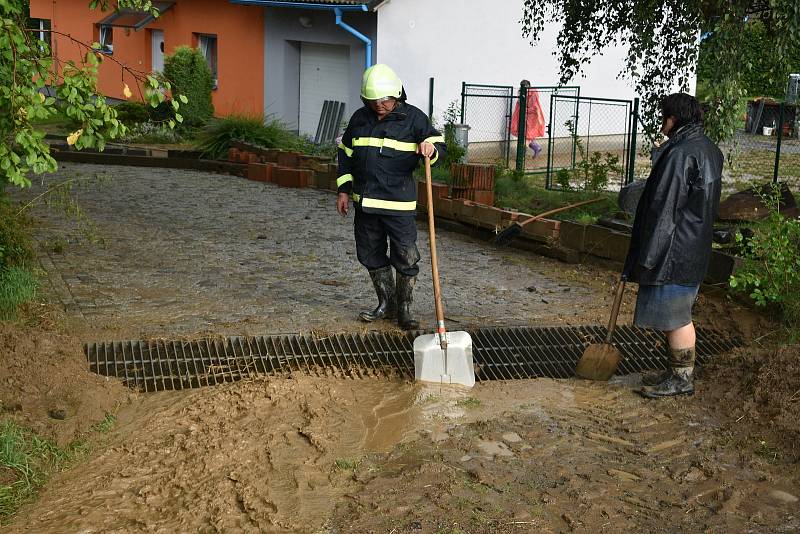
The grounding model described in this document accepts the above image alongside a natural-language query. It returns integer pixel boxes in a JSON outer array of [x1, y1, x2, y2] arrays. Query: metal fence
[[546, 95, 639, 192], [720, 100, 800, 195], [459, 83, 579, 171]]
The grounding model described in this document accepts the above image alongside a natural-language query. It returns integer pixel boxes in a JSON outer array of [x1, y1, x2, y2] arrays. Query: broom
[[492, 197, 607, 246]]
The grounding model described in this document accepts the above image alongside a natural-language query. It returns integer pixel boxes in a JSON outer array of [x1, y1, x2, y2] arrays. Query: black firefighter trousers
[[354, 206, 420, 277]]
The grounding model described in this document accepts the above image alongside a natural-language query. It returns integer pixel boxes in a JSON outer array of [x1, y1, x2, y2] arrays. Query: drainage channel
[[85, 326, 740, 393]]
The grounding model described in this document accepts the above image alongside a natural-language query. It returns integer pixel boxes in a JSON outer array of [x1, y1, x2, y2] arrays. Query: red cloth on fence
[[510, 88, 546, 141]]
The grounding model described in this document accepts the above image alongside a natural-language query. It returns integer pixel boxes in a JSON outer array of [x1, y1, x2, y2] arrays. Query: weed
[[755, 439, 779, 463], [0, 200, 35, 270], [120, 121, 184, 144], [555, 120, 624, 192], [334, 458, 360, 471], [91, 414, 117, 434], [0, 420, 85, 523], [729, 185, 800, 336], [0, 267, 38, 321], [456, 397, 481, 408]]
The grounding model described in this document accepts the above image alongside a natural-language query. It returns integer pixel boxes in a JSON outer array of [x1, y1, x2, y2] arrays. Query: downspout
[[334, 7, 372, 69]]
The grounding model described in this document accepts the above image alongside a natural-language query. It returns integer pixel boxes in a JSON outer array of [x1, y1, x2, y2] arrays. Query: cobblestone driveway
[[19, 163, 615, 339]]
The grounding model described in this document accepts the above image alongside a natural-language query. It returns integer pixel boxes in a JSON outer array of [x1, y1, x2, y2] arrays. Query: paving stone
[[14, 162, 599, 338]]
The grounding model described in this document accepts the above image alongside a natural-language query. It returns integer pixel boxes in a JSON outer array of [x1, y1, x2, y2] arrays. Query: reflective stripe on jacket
[[337, 102, 446, 216]]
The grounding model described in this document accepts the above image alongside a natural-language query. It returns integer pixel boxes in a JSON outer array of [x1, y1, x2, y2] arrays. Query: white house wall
[[375, 0, 696, 139]]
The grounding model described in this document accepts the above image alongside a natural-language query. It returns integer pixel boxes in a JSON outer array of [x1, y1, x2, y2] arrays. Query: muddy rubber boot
[[396, 274, 419, 331], [359, 266, 396, 322], [641, 368, 672, 386], [638, 347, 695, 398]]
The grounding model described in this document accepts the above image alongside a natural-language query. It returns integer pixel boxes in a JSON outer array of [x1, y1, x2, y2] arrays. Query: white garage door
[[298, 42, 351, 137]]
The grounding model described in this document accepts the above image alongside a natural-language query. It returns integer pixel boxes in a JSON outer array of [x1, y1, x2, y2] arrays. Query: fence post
[[428, 77, 434, 120], [460, 82, 466, 124], [515, 84, 528, 173], [774, 101, 785, 184], [546, 93, 556, 189], [628, 97, 640, 185]]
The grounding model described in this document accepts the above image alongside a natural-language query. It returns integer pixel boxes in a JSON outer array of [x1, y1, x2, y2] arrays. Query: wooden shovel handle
[[605, 277, 626, 344], [519, 197, 606, 228], [425, 156, 446, 335]]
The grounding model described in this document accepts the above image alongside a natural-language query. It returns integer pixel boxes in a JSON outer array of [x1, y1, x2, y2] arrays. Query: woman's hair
[[660, 93, 703, 132]]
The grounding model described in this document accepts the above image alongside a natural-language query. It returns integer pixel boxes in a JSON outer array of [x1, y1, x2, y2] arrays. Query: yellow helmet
[[361, 64, 403, 100]]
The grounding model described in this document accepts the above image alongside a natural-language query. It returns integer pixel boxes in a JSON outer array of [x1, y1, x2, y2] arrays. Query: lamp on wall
[[299, 15, 313, 29]]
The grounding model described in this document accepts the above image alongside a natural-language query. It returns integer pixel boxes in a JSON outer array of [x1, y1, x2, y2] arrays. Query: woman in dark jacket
[[623, 93, 723, 398]]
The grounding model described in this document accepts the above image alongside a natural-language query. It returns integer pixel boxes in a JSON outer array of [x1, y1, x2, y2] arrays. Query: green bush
[[113, 102, 150, 125], [163, 46, 214, 128], [730, 189, 800, 334], [196, 114, 318, 160], [120, 121, 183, 144]]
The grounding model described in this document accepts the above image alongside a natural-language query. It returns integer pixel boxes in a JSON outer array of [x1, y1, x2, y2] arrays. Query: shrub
[[730, 188, 800, 334], [163, 46, 214, 128], [196, 114, 317, 159], [113, 102, 150, 125], [120, 121, 183, 144]]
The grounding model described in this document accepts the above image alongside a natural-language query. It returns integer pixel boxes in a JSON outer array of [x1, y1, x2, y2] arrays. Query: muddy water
[[7, 377, 439, 534]]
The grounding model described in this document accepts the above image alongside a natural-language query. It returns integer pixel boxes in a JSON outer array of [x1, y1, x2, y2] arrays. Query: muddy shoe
[[359, 266, 396, 322], [637, 369, 694, 398], [641, 368, 672, 386]]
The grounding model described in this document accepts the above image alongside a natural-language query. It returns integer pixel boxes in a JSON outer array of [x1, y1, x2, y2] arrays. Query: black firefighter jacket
[[337, 102, 446, 216], [622, 122, 723, 286]]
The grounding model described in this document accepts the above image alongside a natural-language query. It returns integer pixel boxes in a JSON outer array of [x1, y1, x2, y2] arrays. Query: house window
[[28, 18, 51, 51], [197, 34, 218, 89], [99, 25, 113, 54]]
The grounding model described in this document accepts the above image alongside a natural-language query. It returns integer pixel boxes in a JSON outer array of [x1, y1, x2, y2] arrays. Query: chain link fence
[[545, 95, 638, 192], [459, 83, 579, 173], [719, 100, 800, 195]]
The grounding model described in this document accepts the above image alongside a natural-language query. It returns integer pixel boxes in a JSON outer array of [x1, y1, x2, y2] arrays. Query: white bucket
[[763, 126, 774, 136]]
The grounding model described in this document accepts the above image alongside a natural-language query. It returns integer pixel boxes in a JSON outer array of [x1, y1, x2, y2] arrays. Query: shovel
[[413, 156, 475, 388], [575, 276, 626, 381]]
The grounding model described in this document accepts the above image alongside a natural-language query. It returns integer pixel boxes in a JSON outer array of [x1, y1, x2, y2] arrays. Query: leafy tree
[[1, 0, 183, 189], [521, 0, 800, 142]]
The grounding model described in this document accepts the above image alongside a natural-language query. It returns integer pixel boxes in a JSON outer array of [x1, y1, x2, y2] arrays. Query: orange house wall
[[30, 0, 264, 116]]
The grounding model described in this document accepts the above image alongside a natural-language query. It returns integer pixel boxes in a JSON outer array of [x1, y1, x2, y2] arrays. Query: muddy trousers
[[354, 207, 420, 277]]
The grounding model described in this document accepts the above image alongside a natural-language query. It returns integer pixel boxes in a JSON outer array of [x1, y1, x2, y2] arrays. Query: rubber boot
[[641, 369, 672, 386], [359, 266, 396, 322], [396, 274, 419, 331], [638, 347, 695, 398]]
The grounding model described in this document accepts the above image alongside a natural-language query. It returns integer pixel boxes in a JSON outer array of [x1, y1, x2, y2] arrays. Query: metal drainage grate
[[85, 326, 740, 392]]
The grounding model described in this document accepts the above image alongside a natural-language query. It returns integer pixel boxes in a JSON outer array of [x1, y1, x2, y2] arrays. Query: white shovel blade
[[413, 331, 475, 388]]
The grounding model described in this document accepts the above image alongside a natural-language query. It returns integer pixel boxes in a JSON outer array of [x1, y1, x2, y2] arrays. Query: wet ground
[[5, 163, 796, 533], [19, 162, 633, 341]]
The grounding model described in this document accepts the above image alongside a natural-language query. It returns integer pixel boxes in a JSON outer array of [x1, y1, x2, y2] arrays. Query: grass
[[0, 420, 89, 524], [455, 397, 481, 408], [494, 172, 618, 220], [196, 114, 334, 160], [0, 268, 38, 321]]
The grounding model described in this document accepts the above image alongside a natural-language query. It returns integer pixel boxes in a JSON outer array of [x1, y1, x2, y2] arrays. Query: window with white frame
[[197, 34, 218, 89], [28, 18, 51, 51], [99, 25, 113, 54]]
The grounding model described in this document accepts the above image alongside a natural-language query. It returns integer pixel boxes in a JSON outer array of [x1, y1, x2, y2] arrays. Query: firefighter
[[336, 64, 446, 331]]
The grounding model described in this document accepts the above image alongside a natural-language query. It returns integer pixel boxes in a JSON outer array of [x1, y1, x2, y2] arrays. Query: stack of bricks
[[450, 163, 495, 206], [227, 141, 338, 191]]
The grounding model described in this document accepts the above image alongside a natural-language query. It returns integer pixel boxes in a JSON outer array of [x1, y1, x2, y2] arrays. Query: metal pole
[[515, 84, 528, 173], [460, 82, 466, 124], [546, 93, 556, 189], [428, 77, 434, 119], [774, 102, 785, 184], [628, 97, 640, 185]]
